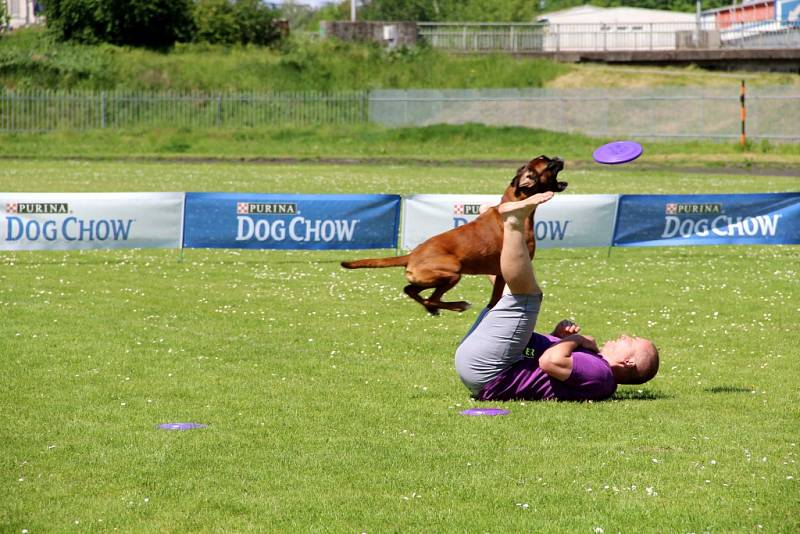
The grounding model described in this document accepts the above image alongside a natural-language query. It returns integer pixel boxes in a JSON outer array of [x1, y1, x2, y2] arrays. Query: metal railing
[[418, 21, 800, 51], [0, 90, 368, 131]]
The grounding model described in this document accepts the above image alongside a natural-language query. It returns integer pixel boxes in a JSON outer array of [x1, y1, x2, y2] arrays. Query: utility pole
[[351, 0, 356, 22], [695, 0, 702, 47]]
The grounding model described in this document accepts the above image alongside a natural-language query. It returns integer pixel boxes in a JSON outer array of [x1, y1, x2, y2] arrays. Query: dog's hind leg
[[405, 259, 466, 315], [426, 279, 471, 313], [410, 270, 469, 314], [404, 284, 441, 315]]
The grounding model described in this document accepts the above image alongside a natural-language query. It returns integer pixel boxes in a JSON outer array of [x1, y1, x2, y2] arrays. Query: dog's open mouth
[[549, 159, 568, 192]]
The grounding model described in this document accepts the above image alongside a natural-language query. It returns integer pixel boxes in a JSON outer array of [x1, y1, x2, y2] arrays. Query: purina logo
[[453, 203, 481, 216], [236, 202, 297, 215], [6, 202, 70, 214], [665, 203, 723, 215]]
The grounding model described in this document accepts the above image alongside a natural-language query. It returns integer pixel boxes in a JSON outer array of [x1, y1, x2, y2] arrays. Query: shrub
[[44, 0, 195, 49], [0, 27, 118, 89], [193, 0, 282, 46]]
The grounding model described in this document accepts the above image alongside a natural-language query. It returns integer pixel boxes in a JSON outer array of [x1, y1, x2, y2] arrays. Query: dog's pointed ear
[[518, 174, 535, 189], [512, 164, 536, 188], [518, 171, 536, 189]]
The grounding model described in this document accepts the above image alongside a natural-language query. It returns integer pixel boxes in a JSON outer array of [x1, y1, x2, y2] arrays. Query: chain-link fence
[[1, 87, 799, 141], [369, 87, 800, 141]]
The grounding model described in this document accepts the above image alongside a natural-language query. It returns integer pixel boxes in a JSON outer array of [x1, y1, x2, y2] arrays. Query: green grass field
[[1, 159, 798, 532], [2, 124, 800, 171]]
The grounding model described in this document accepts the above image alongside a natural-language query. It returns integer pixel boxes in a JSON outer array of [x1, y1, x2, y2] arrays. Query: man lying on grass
[[454, 191, 659, 401]]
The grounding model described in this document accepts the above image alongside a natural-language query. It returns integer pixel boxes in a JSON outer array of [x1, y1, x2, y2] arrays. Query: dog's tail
[[341, 255, 410, 269]]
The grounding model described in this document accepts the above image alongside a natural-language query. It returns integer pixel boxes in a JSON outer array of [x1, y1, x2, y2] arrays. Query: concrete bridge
[[506, 48, 800, 73]]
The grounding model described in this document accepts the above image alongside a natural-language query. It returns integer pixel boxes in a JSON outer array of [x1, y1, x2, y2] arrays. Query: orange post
[[740, 80, 746, 146]]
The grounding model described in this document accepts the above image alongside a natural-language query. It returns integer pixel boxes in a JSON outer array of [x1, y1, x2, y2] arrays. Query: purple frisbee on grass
[[460, 408, 510, 416], [158, 422, 208, 430], [593, 141, 643, 165]]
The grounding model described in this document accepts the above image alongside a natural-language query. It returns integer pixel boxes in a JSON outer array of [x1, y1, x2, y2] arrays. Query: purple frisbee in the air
[[460, 408, 510, 416], [593, 141, 643, 165], [158, 422, 208, 430]]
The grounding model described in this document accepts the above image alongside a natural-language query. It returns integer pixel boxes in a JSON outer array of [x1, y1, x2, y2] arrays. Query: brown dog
[[341, 156, 567, 314]]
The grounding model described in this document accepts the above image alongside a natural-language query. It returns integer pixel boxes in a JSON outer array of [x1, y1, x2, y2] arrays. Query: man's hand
[[552, 320, 581, 338], [562, 333, 599, 353]]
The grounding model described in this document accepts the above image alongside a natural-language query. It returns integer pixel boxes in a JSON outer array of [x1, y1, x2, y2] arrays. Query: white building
[[3, 0, 43, 29], [536, 5, 699, 51]]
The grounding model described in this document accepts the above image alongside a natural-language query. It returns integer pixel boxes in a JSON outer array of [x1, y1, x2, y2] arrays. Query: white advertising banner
[[0, 193, 184, 250], [401, 194, 619, 250]]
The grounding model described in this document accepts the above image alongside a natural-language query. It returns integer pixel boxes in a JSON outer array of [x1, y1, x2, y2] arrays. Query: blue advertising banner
[[778, 0, 800, 24], [613, 193, 800, 247], [183, 193, 400, 250]]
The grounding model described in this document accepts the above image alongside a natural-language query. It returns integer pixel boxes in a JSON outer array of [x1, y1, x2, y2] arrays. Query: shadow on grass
[[612, 389, 671, 401], [705, 385, 753, 394]]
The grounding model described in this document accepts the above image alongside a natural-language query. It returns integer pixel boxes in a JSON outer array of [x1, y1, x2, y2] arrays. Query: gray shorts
[[454, 293, 543, 396]]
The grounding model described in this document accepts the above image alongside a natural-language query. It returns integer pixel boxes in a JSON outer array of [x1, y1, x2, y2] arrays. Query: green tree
[[360, 0, 448, 21], [448, 0, 539, 22], [193, 0, 239, 44], [359, 0, 732, 21], [193, 0, 282, 46], [234, 0, 281, 46], [44, 0, 195, 48], [1, 2, 9, 32], [279, 1, 317, 30], [306, 1, 350, 31]]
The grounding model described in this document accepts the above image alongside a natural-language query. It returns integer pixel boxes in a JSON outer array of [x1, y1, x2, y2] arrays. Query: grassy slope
[[0, 29, 568, 91], [0, 163, 798, 532], [2, 27, 799, 92]]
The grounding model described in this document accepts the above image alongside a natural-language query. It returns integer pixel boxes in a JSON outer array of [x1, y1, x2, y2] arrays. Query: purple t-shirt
[[477, 333, 617, 401]]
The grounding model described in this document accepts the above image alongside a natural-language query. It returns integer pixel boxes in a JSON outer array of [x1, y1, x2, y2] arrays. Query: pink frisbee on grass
[[158, 422, 208, 430]]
